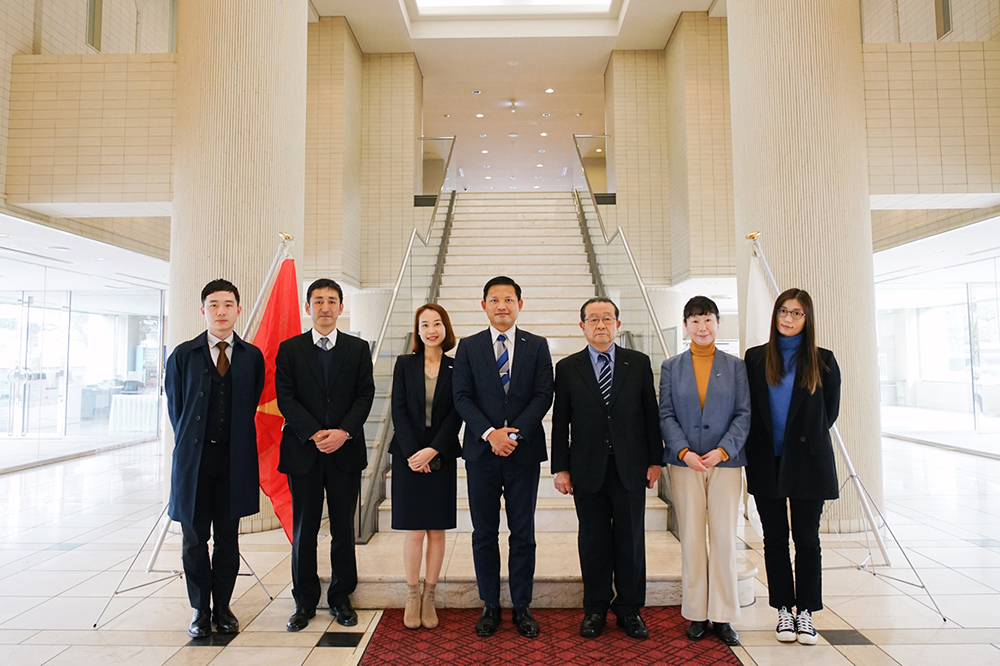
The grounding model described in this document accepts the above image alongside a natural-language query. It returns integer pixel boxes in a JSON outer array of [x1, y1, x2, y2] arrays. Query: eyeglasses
[[584, 315, 617, 326], [777, 307, 805, 320]]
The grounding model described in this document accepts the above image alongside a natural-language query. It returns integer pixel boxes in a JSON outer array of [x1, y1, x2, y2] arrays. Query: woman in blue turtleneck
[[743, 289, 840, 648]]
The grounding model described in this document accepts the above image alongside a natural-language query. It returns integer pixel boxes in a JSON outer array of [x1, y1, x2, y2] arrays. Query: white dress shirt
[[207, 331, 235, 365], [311, 327, 339, 349]]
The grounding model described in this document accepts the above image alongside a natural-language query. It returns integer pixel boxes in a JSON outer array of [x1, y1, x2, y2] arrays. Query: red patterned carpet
[[360, 607, 741, 665]]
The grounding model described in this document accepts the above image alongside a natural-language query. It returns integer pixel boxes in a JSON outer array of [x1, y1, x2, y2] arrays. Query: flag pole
[[745, 232, 891, 565], [97, 235, 294, 627]]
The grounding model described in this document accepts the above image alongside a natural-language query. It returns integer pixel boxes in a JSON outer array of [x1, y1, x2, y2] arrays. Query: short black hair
[[306, 278, 344, 303], [683, 295, 719, 321], [580, 297, 619, 322], [202, 279, 240, 305], [483, 276, 521, 301]]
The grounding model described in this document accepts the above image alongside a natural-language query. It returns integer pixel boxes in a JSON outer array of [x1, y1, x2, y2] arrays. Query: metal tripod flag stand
[[746, 232, 946, 622]]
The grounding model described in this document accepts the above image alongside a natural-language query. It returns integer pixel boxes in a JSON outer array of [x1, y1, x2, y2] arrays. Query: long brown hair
[[411, 303, 456, 353], [765, 288, 825, 393]]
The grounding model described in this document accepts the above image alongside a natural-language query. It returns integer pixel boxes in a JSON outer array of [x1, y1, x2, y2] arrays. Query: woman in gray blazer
[[659, 296, 750, 647]]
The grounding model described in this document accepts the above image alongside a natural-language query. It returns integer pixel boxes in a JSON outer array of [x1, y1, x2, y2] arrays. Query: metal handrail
[[417, 136, 456, 244], [572, 134, 668, 360]]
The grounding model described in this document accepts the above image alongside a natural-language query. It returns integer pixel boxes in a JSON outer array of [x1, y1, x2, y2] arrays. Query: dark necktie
[[598, 352, 612, 406], [496, 333, 510, 393], [216, 341, 229, 377]]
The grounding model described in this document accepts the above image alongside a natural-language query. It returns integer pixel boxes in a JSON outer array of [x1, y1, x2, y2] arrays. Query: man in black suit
[[551, 297, 663, 639], [275, 279, 375, 631], [165, 279, 266, 638], [453, 276, 554, 638]]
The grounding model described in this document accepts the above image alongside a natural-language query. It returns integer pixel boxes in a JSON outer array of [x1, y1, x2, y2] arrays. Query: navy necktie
[[598, 352, 612, 406], [496, 333, 510, 393]]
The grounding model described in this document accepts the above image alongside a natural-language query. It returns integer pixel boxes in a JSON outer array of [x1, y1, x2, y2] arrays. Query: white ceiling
[[0, 212, 170, 309], [312, 0, 712, 192]]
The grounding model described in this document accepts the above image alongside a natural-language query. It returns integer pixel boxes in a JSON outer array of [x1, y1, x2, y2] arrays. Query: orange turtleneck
[[677, 340, 729, 463]]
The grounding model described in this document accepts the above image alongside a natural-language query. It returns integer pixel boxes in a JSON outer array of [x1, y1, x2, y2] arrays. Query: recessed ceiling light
[[538, 149, 545, 153], [510, 176, 516, 179], [95, 257, 106, 261], [535, 175, 542, 179], [542, 113, 550, 117], [933, 249, 945, 253], [510, 186, 516, 189], [485, 176, 492, 179], [508, 133, 518, 138], [484, 165, 490, 168], [534, 185, 540, 188], [473, 90, 481, 94], [595, 148, 602, 152], [545, 88, 554, 94], [0, 234, 10, 238], [444, 114, 450, 118], [509, 60, 518, 66], [479, 133, 487, 138], [476, 113, 484, 118], [481, 150, 488, 154], [540, 132, 548, 137], [47, 246, 70, 251], [487, 186, 493, 189], [576, 113, 583, 117], [458, 168, 464, 177], [536, 164, 543, 167]]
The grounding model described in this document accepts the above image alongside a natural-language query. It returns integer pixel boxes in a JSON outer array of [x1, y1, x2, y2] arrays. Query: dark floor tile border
[[185, 633, 239, 647], [818, 629, 873, 646], [316, 632, 365, 648]]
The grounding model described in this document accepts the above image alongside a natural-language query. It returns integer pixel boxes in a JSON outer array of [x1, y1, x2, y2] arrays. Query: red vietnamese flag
[[253, 258, 300, 542]]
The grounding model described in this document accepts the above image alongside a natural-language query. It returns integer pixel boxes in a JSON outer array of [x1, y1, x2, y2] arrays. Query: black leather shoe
[[212, 607, 239, 634], [616, 612, 649, 639], [188, 609, 212, 638], [475, 604, 501, 636], [579, 613, 606, 638], [714, 622, 740, 646], [686, 620, 709, 640], [330, 601, 358, 627], [286, 607, 316, 632], [512, 606, 540, 638]]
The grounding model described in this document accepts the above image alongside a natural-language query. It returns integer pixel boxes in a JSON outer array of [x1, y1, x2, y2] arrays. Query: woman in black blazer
[[389, 303, 461, 631], [744, 288, 840, 647]]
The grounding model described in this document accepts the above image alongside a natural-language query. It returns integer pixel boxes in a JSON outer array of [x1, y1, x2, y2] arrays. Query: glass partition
[[0, 259, 163, 471]]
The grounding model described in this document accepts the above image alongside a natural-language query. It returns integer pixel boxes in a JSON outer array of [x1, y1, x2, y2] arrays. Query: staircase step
[[449, 227, 582, 239], [318, 531, 758, 610], [441, 266, 593, 279], [385, 468, 661, 500], [378, 496, 670, 533], [437, 285, 596, 300]]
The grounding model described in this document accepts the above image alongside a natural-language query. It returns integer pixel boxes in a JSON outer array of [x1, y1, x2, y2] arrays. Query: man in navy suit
[[165, 279, 265, 638], [453, 276, 554, 637]]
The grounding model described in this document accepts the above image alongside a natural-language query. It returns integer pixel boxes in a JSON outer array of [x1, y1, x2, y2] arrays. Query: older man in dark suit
[[453, 276, 554, 638], [275, 278, 375, 632], [551, 297, 662, 640], [165, 279, 265, 638]]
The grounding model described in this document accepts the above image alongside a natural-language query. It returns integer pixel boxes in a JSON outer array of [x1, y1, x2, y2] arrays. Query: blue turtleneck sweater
[[769, 332, 802, 457]]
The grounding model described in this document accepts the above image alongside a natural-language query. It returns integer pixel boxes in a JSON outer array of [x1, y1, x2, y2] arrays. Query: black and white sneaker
[[775, 606, 796, 643], [796, 609, 818, 645]]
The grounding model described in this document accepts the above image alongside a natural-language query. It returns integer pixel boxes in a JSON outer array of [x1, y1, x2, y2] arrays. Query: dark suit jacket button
[[203, 369, 208, 374], [195, 416, 201, 421], [198, 392, 204, 397], [194, 439, 199, 443], [703, 425, 710, 430], [604, 439, 609, 443], [800, 436, 806, 442]]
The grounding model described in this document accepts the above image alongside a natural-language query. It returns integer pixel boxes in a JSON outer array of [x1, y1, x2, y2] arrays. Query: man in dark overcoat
[[165, 279, 265, 638]]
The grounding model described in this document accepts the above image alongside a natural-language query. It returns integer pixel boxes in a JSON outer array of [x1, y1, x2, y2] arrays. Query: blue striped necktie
[[598, 352, 612, 406], [496, 333, 510, 393]]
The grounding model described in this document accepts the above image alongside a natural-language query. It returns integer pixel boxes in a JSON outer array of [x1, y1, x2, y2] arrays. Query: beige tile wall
[[305, 17, 363, 287], [0, 0, 171, 256], [863, 42, 1000, 198], [896, 0, 1000, 42], [361, 52, 425, 289], [871, 203, 1000, 249], [7, 53, 175, 213], [664, 12, 734, 284], [604, 49, 670, 282], [862, 0, 901, 42]]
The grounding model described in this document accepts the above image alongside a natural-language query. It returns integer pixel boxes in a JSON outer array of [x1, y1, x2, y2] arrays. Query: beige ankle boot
[[421, 582, 438, 629], [403, 583, 421, 629]]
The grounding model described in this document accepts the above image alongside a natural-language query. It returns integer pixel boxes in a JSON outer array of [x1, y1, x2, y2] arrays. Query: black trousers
[[573, 455, 647, 616], [466, 455, 540, 607], [754, 495, 826, 612], [180, 443, 240, 612], [287, 454, 361, 609]]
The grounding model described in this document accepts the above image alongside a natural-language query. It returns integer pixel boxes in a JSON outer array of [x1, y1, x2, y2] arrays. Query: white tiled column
[[167, 0, 308, 532], [728, 0, 883, 530]]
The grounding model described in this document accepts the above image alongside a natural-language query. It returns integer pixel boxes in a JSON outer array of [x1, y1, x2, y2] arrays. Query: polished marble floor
[[1, 438, 999, 665]]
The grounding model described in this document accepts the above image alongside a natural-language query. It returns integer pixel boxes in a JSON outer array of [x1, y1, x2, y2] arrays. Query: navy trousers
[[466, 454, 540, 607]]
